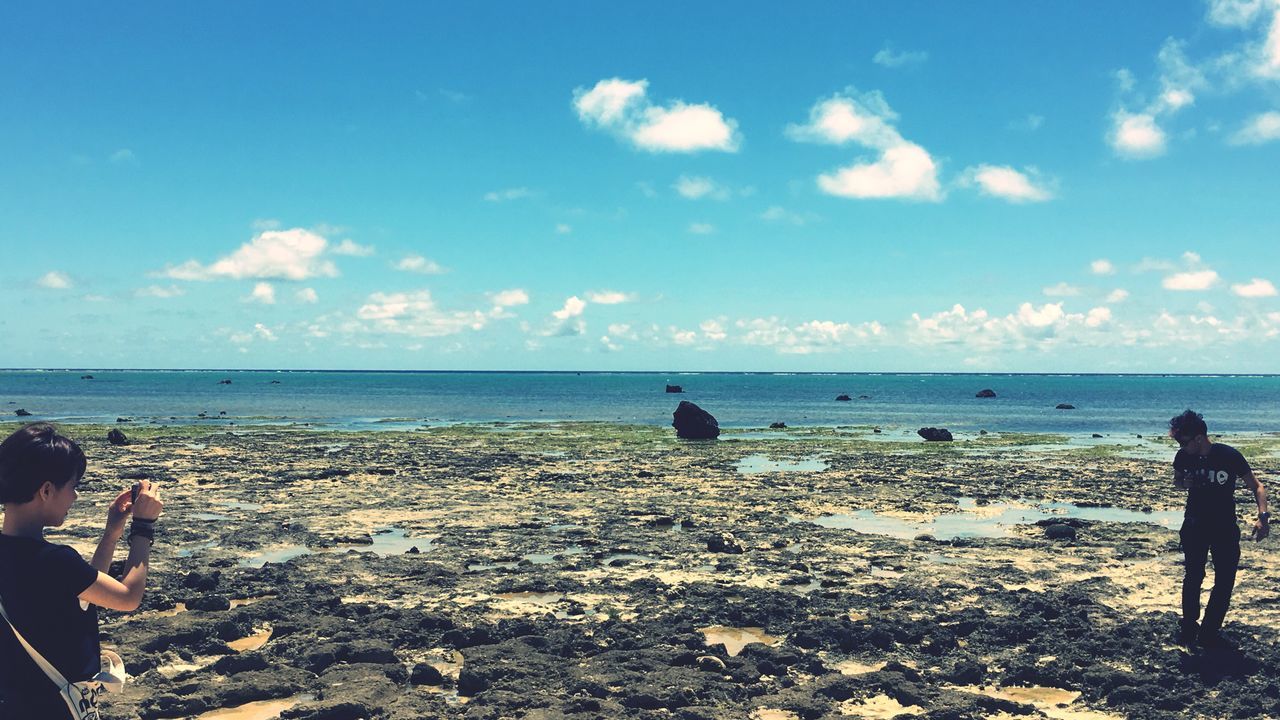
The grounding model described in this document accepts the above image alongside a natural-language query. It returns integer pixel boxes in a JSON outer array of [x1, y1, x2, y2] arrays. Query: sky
[[2, 1, 1279, 372]]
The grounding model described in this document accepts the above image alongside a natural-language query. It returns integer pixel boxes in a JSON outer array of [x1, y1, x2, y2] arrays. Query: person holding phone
[[0, 423, 164, 717], [1169, 409, 1269, 649]]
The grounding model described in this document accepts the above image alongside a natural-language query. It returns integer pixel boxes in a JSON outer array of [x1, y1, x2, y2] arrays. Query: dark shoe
[[1177, 620, 1199, 646]]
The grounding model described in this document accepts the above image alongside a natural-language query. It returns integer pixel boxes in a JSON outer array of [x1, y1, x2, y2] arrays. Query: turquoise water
[[2, 370, 1278, 434]]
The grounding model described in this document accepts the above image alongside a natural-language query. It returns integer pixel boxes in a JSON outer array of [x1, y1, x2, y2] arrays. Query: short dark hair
[[1169, 409, 1207, 439], [0, 424, 87, 504]]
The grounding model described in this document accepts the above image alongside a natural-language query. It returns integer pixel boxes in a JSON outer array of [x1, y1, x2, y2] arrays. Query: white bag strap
[[0, 593, 73, 688]]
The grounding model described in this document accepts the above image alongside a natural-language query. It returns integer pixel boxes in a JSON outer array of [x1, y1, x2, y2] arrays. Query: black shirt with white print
[[1174, 442, 1251, 530]]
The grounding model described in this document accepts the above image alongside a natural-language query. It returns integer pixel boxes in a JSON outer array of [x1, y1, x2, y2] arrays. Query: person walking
[[1169, 410, 1269, 648], [0, 423, 163, 717]]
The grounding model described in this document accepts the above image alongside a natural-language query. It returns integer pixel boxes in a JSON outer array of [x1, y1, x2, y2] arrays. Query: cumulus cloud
[[699, 319, 728, 341], [490, 289, 530, 308], [355, 290, 487, 337], [1229, 111, 1280, 144], [573, 78, 740, 153], [296, 287, 319, 303], [1043, 282, 1081, 297], [246, 282, 276, 304], [135, 285, 184, 299], [788, 91, 942, 201], [394, 254, 446, 275], [872, 46, 928, 68], [961, 165, 1053, 202], [1109, 111, 1168, 158], [254, 323, 278, 341], [1232, 277, 1278, 297], [607, 323, 637, 340], [737, 317, 885, 354], [552, 296, 587, 320], [909, 302, 1112, 351], [37, 271, 72, 289], [484, 187, 533, 202], [331, 239, 374, 257], [1091, 259, 1116, 275], [162, 228, 339, 281], [673, 175, 730, 200], [1207, 0, 1267, 27], [586, 290, 634, 304], [1163, 270, 1220, 290], [1107, 288, 1131, 303]]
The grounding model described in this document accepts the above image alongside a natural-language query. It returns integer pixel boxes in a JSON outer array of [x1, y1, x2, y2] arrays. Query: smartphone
[[131, 481, 142, 504]]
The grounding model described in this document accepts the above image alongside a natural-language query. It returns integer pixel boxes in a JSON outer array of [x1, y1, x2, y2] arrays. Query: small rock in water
[[975, 388, 997, 398], [917, 427, 954, 442], [1056, 403, 1076, 410], [1044, 523, 1077, 540], [269, 380, 282, 384], [979, 429, 988, 435], [15, 409, 32, 417], [672, 400, 719, 440], [665, 384, 684, 393], [217, 379, 232, 385], [769, 422, 787, 429], [80, 374, 94, 380], [835, 394, 852, 401], [859, 394, 870, 399], [107, 429, 128, 446], [1092, 433, 1104, 438], [872, 428, 882, 434], [707, 532, 744, 554]]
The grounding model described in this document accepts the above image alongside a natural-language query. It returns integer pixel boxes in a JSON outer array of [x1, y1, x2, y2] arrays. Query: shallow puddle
[[753, 710, 800, 720], [241, 544, 313, 567], [190, 693, 313, 719], [839, 693, 922, 717], [947, 685, 1124, 720], [700, 626, 782, 657], [736, 454, 828, 474], [226, 625, 272, 652], [495, 591, 564, 606], [366, 527, 436, 555], [808, 497, 1182, 540]]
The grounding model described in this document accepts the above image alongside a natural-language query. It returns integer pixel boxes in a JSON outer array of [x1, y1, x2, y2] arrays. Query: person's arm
[[1243, 469, 1268, 541], [80, 481, 163, 611], [90, 487, 133, 574], [1173, 464, 1188, 489]]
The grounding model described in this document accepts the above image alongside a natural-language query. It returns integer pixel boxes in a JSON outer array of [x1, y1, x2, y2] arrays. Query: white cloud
[[296, 287, 319, 303], [394, 254, 446, 275], [670, 328, 698, 345], [761, 206, 806, 225], [484, 187, 533, 202], [573, 78, 740, 153], [1110, 111, 1167, 158], [607, 323, 637, 340], [1232, 277, 1278, 297], [1229, 111, 1280, 144], [1043, 282, 1081, 297], [689, 222, 715, 234], [737, 317, 885, 354], [1163, 270, 1220, 290], [1085, 307, 1113, 327], [673, 175, 730, 200], [162, 228, 338, 281], [1207, 0, 1266, 27], [586, 290, 633, 304], [355, 290, 487, 337], [552, 296, 586, 320], [872, 46, 928, 68], [491, 288, 530, 307], [37, 271, 72, 289], [790, 91, 942, 202], [135, 285, 184, 299], [1107, 288, 1131, 303], [246, 282, 276, 304], [699, 319, 727, 341], [962, 165, 1053, 202], [599, 335, 622, 352], [1091, 259, 1116, 275], [909, 301, 1112, 351], [251, 218, 282, 231], [254, 323, 278, 341], [332, 239, 374, 257]]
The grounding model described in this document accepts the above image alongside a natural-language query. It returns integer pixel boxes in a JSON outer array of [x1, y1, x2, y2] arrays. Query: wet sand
[[22, 422, 1280, 719]]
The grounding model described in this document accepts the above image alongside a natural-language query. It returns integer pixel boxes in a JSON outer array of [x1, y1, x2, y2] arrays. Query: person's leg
[[1200, 525, 1241, 637], [1180, 525, 1209, 632]]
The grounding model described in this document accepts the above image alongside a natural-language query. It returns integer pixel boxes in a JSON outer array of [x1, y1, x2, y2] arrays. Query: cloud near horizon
[[162, 228, 339, 281]]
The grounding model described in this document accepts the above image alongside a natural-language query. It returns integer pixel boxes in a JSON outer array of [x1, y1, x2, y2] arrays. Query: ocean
[[2, 370, 1278, 435]]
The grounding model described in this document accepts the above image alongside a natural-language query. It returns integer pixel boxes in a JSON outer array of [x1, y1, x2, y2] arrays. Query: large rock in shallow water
[[975, 388, 996, 398], [665, 384, 683, 393], [917, 427, 954, 442], [672, 401, 719, 439]]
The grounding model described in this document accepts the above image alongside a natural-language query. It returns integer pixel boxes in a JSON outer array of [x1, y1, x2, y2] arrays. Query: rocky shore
[[17, 423, 1280, 719]]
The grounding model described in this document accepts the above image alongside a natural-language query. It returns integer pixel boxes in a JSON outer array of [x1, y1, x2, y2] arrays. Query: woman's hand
[[105, 486, 134, 536], [132, 480, 163, 522]]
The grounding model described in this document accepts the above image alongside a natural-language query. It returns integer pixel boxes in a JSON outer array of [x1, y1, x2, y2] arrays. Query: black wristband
[[128, 521, 155, 546]]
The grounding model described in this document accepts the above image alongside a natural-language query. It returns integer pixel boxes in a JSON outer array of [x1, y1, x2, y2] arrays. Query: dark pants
[[1180, 521, 1241, 634]]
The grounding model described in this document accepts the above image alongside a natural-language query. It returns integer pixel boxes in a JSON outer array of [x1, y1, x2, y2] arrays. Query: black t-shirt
[[0, 535, 100, 703], [1174, 442, 1251, 529]]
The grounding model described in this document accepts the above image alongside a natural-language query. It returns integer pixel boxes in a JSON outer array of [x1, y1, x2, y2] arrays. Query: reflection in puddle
[[191, 694, 314, 720], [700, 626, 782, 657], [736, 454, 828, 474], [240, 527, 434, 566], [808, 498, 1182, 540], [365, 528, 436, 555], [241, 545, 313, 568], [495, 591, 564, 606]]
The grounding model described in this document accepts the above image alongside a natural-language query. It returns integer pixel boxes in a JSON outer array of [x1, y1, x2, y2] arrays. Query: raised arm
[[80, 481, 163, 611], [90, 487, 133, 574]]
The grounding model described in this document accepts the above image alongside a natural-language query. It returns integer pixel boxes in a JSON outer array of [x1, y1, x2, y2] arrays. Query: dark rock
[[15, 409, 32, 416], [182, 570, 221, 592], [1056, 403, 1075, 410], [979, 429, 988, 435], [769, 422, 787, 429], [81, 375, 94, 380], [707, 532, 744, 554], [1092, 433, 1104, 438], [1044, 523, 1077, 540], [917, 427, 954, 442], [695, 655, 726, 671], [873, 428, 881, 433], [835, 394, 852, 401], [218, 379, 232, 385], [672, 400, 719, 440], [107, 429, 128, 446], [665, 384, 684, 393], [976, 388, 997, 398], [188, 595, 231, 612], [859, 394, 870, 399], [269, 380, 282, 384], [115, 416, 133, 423], [409, 662, 444, 685]]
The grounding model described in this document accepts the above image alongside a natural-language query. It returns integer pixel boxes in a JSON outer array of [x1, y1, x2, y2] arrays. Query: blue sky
[[2, 1, 1278, 372]]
